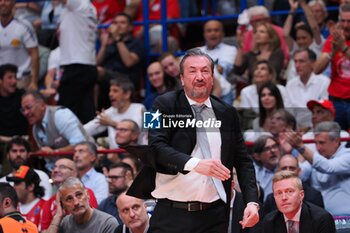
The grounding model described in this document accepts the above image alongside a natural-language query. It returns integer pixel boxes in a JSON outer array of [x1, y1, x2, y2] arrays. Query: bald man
[[262, 155, 324, 215]]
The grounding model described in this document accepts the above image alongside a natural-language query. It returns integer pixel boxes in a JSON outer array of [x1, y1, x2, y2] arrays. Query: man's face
[[60, 184, 90, 217], [13, 181, 30, 203], [339, 11, 350, 39], [147, 62, 164, 90], [270, 112, 287, 135], [21, 94, 46, 125], [107, 167, 128, 195], [0, 0, 14, 18], [256, 138, 280, 171], [180, 56, 213, 103], [161, 55, 180, 78], [273, 178, 304, 218], [7, 144, 28, 169], [203, 20, 224, 49], [311, 105, 333, 127], [115, 121, 138, 146], [315, 132, 340, 158], [110, 15, 132, 36], [51, 159, 77, 185], [117, 194, 148, 231], [0, 71, 16, 96], [109, 85, 129, 109], [73, 145, 95, 171], [294, 51, 314, 79], [278, 156, 300, 174], [310, 3, 326, 26]]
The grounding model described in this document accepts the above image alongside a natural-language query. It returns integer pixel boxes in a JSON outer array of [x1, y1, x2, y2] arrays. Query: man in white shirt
[[0, 0, 39, 89], [57, 0, 98, 124], [198, 20, 237, 104], [286, 48, 330, 129]]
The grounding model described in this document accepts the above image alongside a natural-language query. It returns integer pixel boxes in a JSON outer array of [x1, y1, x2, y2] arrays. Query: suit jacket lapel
[[300, 203, 312, 233]]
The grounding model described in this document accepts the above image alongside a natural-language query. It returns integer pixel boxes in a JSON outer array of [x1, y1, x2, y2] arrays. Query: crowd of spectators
[[1, 0, 350, 232]]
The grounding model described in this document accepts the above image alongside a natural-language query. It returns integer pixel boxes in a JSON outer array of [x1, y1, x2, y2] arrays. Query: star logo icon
[[150, 109, 162, 122]]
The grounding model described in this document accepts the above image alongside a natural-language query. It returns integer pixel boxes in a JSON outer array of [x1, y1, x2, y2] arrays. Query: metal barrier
[[29, 137, 350, 157]]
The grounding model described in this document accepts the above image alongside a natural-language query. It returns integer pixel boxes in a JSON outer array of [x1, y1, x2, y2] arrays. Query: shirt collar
[[283, 203, 302, 222], [185, 94, 212, 109]]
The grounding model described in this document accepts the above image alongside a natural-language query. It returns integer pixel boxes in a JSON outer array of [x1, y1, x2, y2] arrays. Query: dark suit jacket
[[262, 182, 324, 216], [114, 224, 151, 233], [262, 202, 336, 233], [127, 90, 258, 207]]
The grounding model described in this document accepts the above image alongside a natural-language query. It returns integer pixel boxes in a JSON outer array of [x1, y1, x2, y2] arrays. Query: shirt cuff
[[247, 202, 260, 210], [184, 158, 201, 171]]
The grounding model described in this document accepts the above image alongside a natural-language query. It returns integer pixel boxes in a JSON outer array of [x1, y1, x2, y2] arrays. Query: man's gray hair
[[58, 177, 85, 193], [76, 141, 97, 156], [313, 121, 341, 140], [179, 48, 214, 75], [247, 6, 270, 19], [308, 0, 327, 13]]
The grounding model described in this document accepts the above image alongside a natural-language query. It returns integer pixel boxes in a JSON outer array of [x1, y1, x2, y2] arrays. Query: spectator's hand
[[28, 81, 38, 90], [288, 0, 298, 11], [55, 192, 65, 219], [240, 204, 259, 229], [108, 24, 121, 41], [40, 146, 55, 153], [97, 110, 116, 127], [332, 28, 346, 53], [193, 159, 231, 181], [100, 30, 110, 47], [284, 129, 304, 148], [278, 132, 294, 154]]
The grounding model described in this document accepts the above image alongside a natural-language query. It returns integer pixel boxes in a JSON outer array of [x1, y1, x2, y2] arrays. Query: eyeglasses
[[107, 175, 125, 181], [274, 189, 297, 198], [52, 164, 74, 171], [262, 143, 279, 152]]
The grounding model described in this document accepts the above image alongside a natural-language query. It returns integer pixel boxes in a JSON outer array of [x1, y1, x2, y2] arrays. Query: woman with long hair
[[234, 21, 285, 84]]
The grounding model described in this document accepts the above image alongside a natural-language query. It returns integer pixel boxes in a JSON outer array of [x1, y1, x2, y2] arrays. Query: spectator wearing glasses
[[262, 154, 324, 216], [20, 91, 94, 165], [98, 162, 134, 223], [41, 158, 98, 231], [252, 135, 282, 201], [262, 170, 335, 233]]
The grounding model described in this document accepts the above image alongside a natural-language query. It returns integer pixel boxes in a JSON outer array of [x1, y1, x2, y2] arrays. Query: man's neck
[[0, 88, 11, 97], [22, 193, 37, 205], [300, 74, 311, 85], [131, 222, 149, 233], [1, 15, 13, 27], [78, 166, 93, 179], [74, 207, 94, 225], [118, 101, 131, 113]]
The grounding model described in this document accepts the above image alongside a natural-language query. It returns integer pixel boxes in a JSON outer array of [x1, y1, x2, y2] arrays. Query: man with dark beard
[[0, 137, 52, 200], [98, 162, 134, 223]]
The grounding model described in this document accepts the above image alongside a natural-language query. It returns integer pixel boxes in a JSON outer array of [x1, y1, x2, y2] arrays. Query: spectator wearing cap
[[0, 182, 39, 233], [6, 165, 46, 230], [0, 137, 52, 200], [302, 99, 349, 153], [286, 48, 330, 129], [285, 121, 350, 216]]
